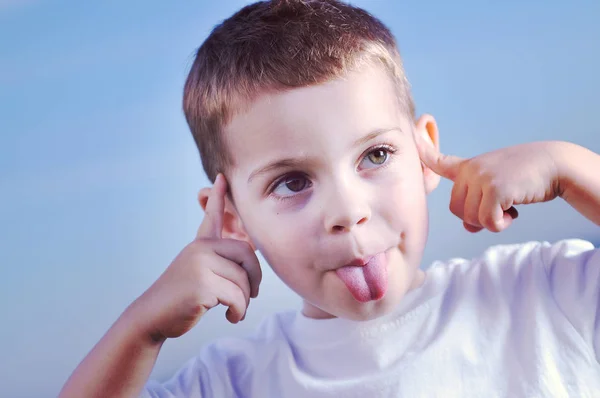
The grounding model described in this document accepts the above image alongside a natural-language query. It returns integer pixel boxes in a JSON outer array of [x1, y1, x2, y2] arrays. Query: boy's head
[[184, 0, 415, 183], [187, 0, 442, 321]]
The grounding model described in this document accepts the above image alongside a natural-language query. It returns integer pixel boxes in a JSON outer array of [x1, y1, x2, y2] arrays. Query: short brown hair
[[183, 0, 414, 182]]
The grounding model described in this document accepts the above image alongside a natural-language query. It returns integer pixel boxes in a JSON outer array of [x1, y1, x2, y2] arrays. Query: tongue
[[335, 253, 388, 302]]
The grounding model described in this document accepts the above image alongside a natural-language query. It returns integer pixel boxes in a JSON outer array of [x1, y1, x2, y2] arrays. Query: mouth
[[338, 243, 394, 269], [335, 250, 390, 303]]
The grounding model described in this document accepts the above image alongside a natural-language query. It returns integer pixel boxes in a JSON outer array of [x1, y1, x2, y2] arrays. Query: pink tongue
[[335, 253, 388, 302]]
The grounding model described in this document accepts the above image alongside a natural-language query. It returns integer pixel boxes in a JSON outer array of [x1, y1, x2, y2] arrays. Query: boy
[[60, 0, 600, 397]]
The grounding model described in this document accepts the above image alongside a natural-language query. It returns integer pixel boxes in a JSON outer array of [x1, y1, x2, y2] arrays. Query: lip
[[323, 242, 397, 272], [344, 256, 374, 267], [339, 245, 394, 269]]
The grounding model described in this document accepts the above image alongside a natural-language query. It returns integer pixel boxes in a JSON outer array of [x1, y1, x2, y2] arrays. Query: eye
[[271, 173, 312, 197], [359, 145, 395, 170], [368, 149, 388, 165]]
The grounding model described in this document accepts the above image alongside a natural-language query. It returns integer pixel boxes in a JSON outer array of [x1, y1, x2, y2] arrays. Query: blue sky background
[[1, 1, 599, 396]]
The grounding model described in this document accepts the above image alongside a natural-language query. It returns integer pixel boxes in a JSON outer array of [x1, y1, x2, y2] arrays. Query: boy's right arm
[[59, 174, 262, 398], [58, 302, 165, 398]]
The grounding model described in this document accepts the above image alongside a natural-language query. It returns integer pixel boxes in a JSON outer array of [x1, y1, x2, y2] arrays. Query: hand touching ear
[[416, 135, 561, 233], [133, 174, 262, 341]]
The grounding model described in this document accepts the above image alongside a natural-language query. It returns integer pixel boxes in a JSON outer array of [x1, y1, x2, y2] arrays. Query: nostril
[[357, 217, 368, 225], [332, 225, 345, 233]]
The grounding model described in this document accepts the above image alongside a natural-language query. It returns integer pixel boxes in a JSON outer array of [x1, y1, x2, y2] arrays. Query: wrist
[[120, 298, 167, 348], [547, 140, 583, 199]]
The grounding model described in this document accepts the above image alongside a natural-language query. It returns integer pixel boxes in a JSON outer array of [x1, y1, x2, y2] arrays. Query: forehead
[[224, 65, 409, 180]]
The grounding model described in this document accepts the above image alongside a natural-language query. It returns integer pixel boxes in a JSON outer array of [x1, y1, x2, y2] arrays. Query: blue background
[[1, 1, 599, 396]]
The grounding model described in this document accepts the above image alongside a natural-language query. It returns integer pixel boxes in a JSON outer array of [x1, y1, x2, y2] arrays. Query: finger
[[501, 206, 519, 230], [486, 207, 518, 232], [495, 200, 519, 232], [479, 193, 504, 232], [479, 201, 504, 232], [414, 132, 463, 181], [211, 260, 252, 309], [492, 212, 515, 232], [212, 239, 262, 298], [197, 174, 227, 239], [463, 186, 483, 228], [214, 276, 247, 324], [449, 181, 468, 220], [463, 221, 483, 233]]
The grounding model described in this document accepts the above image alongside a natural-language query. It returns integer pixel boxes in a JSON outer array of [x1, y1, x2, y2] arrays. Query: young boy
[[59, 0, 600, 397]]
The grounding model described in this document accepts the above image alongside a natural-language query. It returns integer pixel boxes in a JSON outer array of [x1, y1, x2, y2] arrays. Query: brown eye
[[271, 173, 312, 198], [284, 176, 308, 192], [367, 149, 388, 165]]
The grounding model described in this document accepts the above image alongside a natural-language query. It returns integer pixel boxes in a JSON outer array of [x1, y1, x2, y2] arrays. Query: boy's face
[[220, 65, 440, 320]]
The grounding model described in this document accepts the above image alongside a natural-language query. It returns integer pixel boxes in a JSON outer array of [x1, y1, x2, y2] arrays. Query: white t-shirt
[[142, 239, 600, 398]]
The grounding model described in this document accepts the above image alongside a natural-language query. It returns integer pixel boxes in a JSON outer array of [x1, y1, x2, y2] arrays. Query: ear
[[415, 114, 441, 194], [197, 186, 256, 251]]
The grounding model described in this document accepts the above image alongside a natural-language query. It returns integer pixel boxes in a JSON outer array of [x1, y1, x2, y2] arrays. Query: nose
[[323, 181, 371, 234]]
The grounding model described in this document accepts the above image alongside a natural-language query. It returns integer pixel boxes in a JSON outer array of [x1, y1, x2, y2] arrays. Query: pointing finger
[[197, 174, 227, 239], [415, 132, 463, 181]]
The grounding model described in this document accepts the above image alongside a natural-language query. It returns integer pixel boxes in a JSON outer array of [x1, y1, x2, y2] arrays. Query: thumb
[[415, 132, 463, 181]]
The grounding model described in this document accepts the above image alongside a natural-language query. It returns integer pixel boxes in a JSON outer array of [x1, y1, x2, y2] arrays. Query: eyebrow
[[353, 127, 403, 149], [247, 127, 403, 184]]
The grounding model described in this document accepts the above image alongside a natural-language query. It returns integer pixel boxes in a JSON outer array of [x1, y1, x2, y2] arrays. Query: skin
[[58, 65, 600, 397], [219, 65, 437, 320]]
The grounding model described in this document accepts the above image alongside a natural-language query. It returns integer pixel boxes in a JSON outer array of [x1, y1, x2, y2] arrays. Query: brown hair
[[183, 0, 414, 182]]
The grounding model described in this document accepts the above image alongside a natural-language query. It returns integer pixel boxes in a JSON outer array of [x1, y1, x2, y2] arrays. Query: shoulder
[[425, 239, 597, 296], [536, 238, 597, 269], [429, 239, 595, 275], [202, 309, 296, 366], [142, 310, 296, 397], [476, 238, 598, 280]]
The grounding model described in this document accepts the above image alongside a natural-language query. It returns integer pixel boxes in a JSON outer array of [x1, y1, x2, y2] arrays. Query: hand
[[416, 136, 562, 233], [132, 174, 262, 341]]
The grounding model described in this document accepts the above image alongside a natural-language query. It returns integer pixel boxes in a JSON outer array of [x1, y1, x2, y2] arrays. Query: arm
[[555, 142, 600, 226], [58, 174, 261, 397], [58, 302, 164, 398], [416, 131, 600, 232]]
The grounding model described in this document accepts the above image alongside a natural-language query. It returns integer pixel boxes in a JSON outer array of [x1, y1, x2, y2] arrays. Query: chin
[[301, 271, 415, 320], [336, 292, 404, 321]]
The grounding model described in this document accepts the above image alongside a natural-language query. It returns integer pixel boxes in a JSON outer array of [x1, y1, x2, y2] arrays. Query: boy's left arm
[[555, 141, 600, 226], [416, 136, 600, 232]]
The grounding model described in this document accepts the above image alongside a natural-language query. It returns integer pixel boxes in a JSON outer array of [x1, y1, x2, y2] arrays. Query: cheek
[[244, 210, 314, 267], [381, 161, 427, 214], [378, 165, 429, 254], [250, 219, 319, 295]]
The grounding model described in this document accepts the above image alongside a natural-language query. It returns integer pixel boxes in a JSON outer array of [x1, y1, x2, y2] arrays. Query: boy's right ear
[[415, 114, 441, 194], [197, 186, 256, 250]]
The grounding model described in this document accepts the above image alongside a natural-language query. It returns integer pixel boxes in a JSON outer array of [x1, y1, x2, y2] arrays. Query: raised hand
[[416, 134, 561, 233], [133, 174, 262, 341]]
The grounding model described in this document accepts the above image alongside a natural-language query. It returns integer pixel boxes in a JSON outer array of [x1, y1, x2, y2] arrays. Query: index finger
[[197, 173, 227, 239], [414, 132, 463, 181]]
